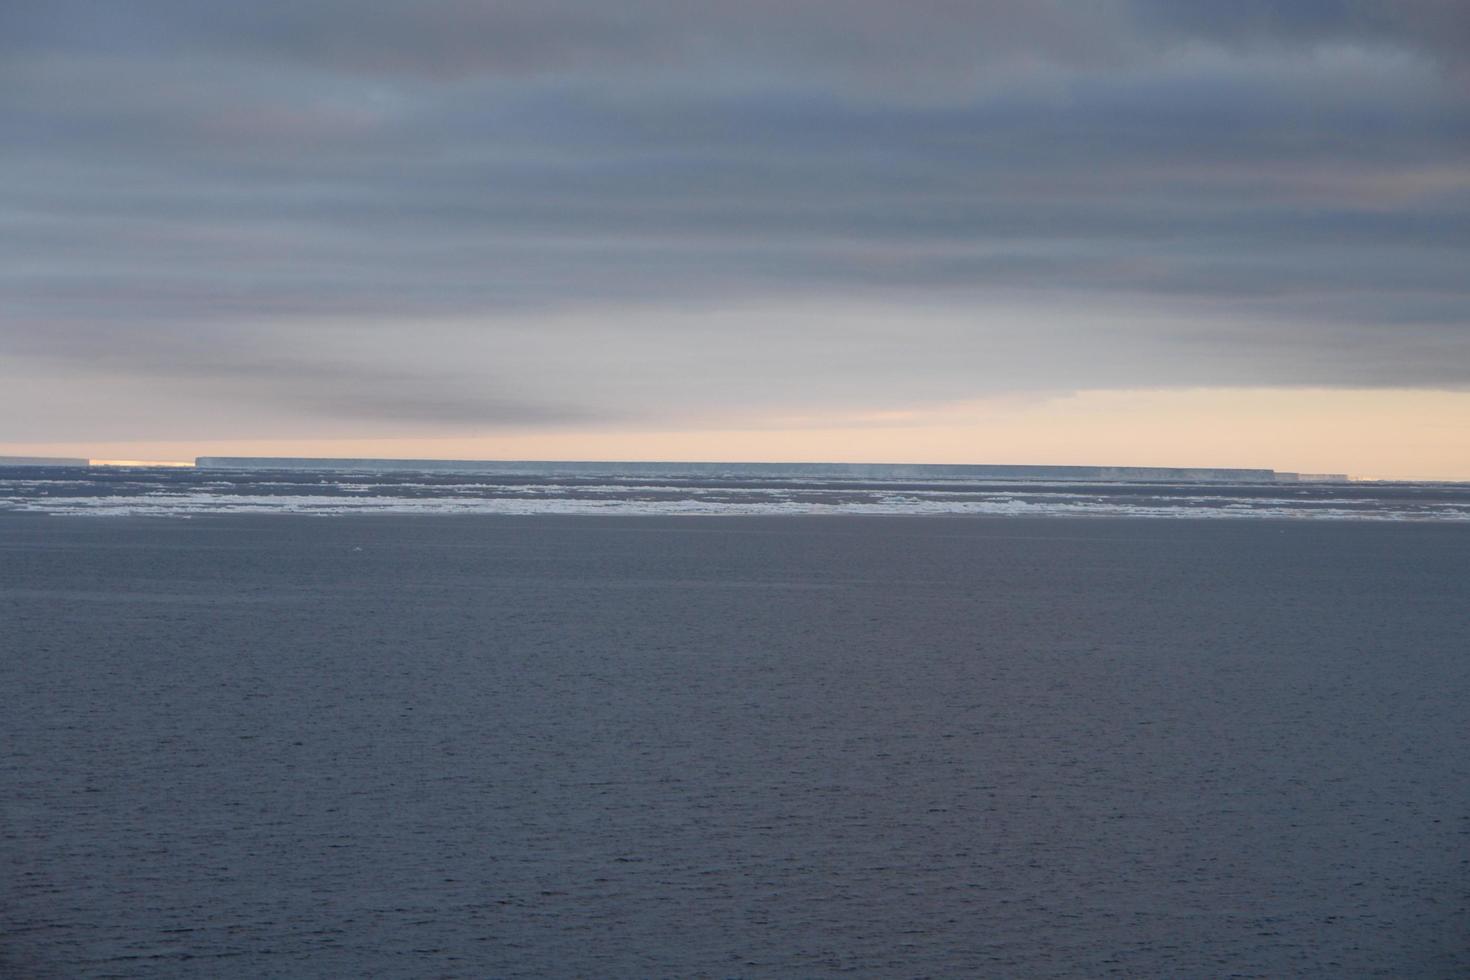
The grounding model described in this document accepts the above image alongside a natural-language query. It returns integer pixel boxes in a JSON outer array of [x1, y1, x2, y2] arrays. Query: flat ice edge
[[4, 494, 1468, 521]]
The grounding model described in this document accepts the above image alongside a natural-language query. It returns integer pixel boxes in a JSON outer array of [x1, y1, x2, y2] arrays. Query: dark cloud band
[[3, 1, 1467, 433]]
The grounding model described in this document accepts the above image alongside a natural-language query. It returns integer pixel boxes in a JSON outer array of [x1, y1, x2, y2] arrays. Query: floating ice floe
[[5, 488, 1469, 521]]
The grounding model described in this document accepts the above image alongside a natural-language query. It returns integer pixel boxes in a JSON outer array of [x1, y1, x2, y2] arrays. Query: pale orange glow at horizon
[[6, 387, 1468, 482]]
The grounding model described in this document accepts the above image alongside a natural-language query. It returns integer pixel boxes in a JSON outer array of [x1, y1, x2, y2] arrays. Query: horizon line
[[0, 453, 1363, 482]]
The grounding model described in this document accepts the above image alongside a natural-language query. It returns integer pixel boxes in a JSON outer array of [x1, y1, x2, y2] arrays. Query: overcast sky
[[3, 2, 1468, 474]]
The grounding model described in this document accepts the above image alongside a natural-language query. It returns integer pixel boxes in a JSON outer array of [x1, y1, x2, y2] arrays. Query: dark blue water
[[3, 514, 1468, 977]]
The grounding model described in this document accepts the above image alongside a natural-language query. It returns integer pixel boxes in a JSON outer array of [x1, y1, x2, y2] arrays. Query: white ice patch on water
[[7, 490, 1470, 521]]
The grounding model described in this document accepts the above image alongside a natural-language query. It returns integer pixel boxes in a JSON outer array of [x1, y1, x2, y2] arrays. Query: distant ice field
[[3, 466, 1469, 520]]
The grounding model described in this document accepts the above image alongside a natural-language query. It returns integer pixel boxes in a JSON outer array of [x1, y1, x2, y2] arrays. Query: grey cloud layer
[[3, 1, 1468, 435], [9, 1, 1467, 78]]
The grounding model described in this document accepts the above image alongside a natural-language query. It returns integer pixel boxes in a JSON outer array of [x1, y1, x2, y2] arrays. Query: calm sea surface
[[3, 513, 1468, 977]]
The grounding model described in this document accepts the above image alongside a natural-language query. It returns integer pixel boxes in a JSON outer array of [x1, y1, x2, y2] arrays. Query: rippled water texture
[[3, 514, 1468, 977]]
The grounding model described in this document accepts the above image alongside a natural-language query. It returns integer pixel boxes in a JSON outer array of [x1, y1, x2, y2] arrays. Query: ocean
[[2, 477, 1468, 975]]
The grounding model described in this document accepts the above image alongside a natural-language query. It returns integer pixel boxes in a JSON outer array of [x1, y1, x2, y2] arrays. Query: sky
[[3, 1, 1468, 478]]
